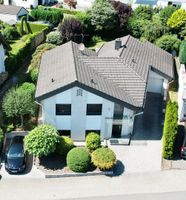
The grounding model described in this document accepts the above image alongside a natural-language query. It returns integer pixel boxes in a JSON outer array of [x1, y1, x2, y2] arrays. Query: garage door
[[147, 77, 164, 94]]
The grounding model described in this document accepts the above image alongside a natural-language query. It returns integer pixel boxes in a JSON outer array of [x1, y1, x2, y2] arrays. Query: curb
[[45, 170, 113, 178]]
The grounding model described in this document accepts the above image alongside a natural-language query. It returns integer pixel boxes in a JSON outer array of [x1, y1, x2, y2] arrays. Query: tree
[[2, 87, 36, 127], [24, 124, 59, 157], [155, 34, 181, 53], [110, 1, 132, 28], [132, 5, 154, 20], [179, 40, 186, 64], [90, 0, 117, 31], [64, 0, 77, 9], [167, 9, 186, 30], [128, 17, 149, 38], [159, 5, 177, 25], [59, 17, 83, 42]]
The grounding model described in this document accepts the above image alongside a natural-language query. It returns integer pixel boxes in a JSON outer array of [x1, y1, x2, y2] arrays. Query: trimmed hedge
[[86, 132, 101, 152], [92, 147, 117, 170], [179, 40, 186, 64], [162, 101, 178, 159], [56, 136, 75, 156], [67, 147, 91, 172], [31, 7, 63, 26]]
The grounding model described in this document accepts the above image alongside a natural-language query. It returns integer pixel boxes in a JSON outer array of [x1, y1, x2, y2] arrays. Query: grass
[[86, 37, 108, 51]]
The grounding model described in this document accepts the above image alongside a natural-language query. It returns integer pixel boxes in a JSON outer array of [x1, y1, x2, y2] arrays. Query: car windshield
[[7, 144, 24, 158]]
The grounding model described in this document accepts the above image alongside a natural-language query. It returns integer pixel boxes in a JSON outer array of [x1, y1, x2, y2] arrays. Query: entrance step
[[109, 137, 130, 145], [130, 140, 148, 146]]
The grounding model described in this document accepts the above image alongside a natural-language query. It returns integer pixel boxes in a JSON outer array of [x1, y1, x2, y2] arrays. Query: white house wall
[[4, 0, 38, 8], [40, 86, 134, 140], [178, 64, 186, 121], [0, 44, 5, 73]]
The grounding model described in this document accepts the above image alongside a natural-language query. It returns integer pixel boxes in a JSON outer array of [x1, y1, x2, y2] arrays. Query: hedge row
[[179, 40, 186, 64], [162, 101, 178, 159], [31, 7, 63, 26], [5, 28, 47, 75]]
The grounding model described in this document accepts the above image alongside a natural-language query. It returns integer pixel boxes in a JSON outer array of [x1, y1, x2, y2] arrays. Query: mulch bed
[[35, 153, 103, 175]]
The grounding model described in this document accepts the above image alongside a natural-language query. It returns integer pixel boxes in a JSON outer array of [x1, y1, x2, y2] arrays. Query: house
[[35, 35, 174, 141], [4, 0, 55, 9], [75, 0, 186, 10], [178, 64, 186, 121], [0, 33, 11, 85], [0, 5, 28, 24]]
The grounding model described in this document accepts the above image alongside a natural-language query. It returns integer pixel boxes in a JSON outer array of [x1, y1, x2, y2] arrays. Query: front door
[[112, 124, 122, 138]]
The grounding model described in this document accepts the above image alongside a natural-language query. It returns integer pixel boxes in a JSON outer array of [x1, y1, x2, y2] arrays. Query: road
[[72, 191, 186, 200], [1, 170, 186, 200]]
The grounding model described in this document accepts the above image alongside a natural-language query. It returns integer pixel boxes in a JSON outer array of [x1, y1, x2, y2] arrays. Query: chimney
[[115, 38, 122, 50]]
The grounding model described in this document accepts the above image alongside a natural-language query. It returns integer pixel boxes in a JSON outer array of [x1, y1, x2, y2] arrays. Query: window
[[86, 130, 100, 137], [76, 88, 83, 96], [56, 104, 71, 115], [58, 130, 71, 137], [86, 104, 102, 115]]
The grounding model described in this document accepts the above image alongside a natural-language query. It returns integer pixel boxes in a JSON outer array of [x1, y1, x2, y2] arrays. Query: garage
[[147, 70, 164, 94]]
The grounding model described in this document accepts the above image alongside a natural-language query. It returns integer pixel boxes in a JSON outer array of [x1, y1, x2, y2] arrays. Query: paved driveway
[[110, 93, 164, 174]]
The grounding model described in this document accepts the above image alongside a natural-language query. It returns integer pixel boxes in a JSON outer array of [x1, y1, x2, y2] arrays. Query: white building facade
[[40, 86, 134, 141], [4, 0, 55, 8], [178, 64, 186, 121]]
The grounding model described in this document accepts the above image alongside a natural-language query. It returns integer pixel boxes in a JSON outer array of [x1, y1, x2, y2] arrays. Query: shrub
[[86, 132, 101, 152], [24, 124, 59, 157], [31, 7, 63, 26], [2, 25, 19, 41], [56, 136, 75, 156], [46, 31, 63, 45], [19, 82, 36, 95], [179, 40, 186, 64], [132, 5, 154, 20], [59, 17, 83, 42], [167, 8, 186, 30], [162, 101, 178, 159], [28, 43, 56, 71], [155, 34, 181, 53], [110, 1, 132, 28], [67, 147, 91, 172], [0, 128, 3, 142], [159, 5, 178, 25], [29, 68, 39, 83], [91, 147, 117, 170]]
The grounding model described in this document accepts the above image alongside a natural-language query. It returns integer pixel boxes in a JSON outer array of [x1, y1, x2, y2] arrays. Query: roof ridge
[[71, 41, 79, 81]]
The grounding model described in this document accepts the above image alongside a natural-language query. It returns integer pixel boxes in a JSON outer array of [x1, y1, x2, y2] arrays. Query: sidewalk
[[0, 170, 186, 200]]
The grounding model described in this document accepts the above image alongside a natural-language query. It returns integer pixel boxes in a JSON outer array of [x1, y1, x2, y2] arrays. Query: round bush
[[67, 147, 91, 172], [24, 124, 59, 157], [56, 136, 75, 156], [91, 147, 117, 170], [86, 132, 101, 152], [46, 31, 63, 45]]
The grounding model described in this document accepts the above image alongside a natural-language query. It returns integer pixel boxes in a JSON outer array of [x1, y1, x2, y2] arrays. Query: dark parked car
[[5, 136, 26, 174], [181, 135, 186, 159]]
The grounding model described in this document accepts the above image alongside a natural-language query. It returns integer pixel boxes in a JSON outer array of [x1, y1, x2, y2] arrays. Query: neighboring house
[[0, 5, 28, 24], [35, 35, 174, 141], [0, 33, 11, 85], [4, 0, 55, 9], [75, 0, 186, 10], [178, 64, 186, 121]]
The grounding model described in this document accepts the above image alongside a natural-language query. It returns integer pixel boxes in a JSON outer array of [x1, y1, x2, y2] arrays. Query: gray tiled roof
[[0, 5, 27, 15], [36, 35, 174, 109]]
